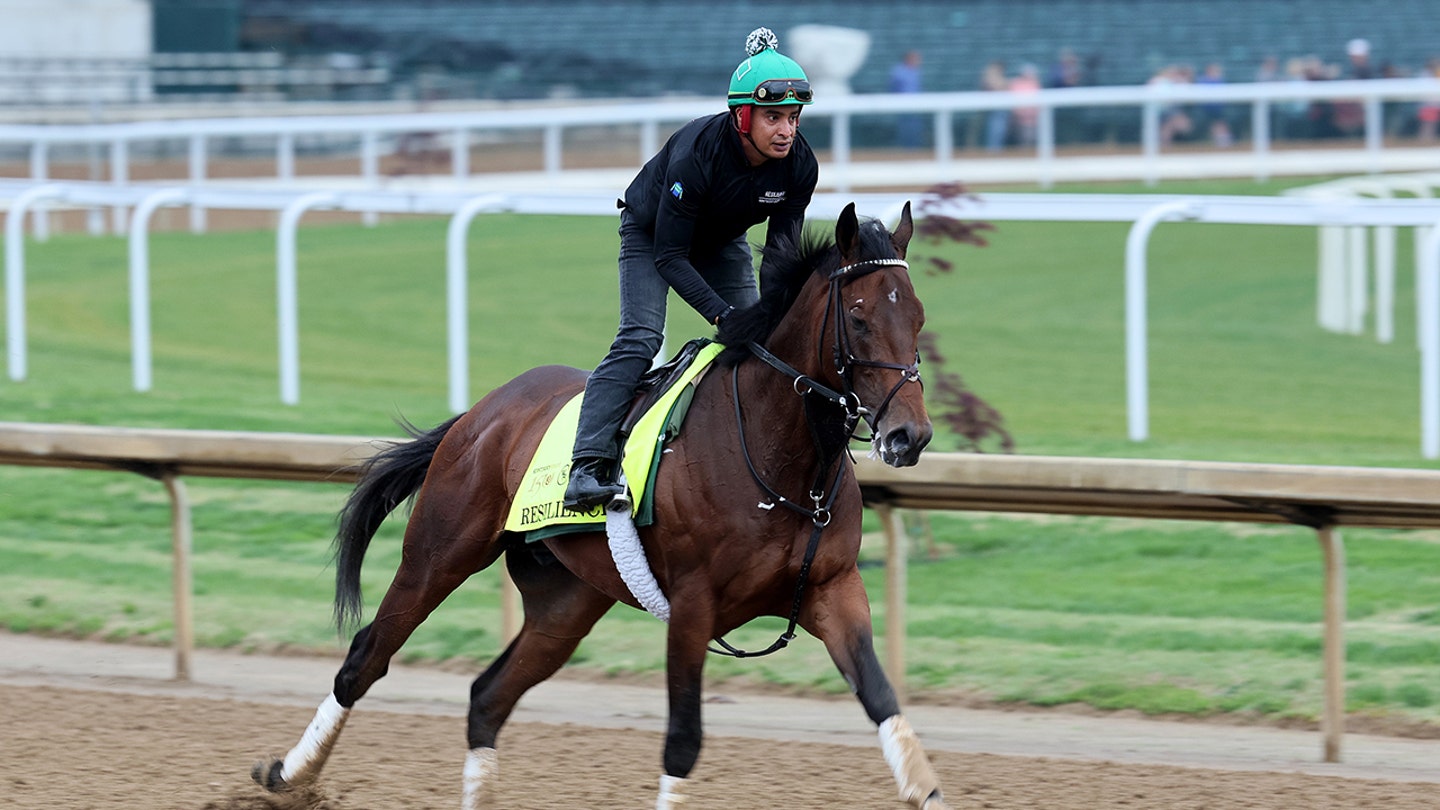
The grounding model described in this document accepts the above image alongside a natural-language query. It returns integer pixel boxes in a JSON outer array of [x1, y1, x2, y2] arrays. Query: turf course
[[1, 176, 1437, 731]]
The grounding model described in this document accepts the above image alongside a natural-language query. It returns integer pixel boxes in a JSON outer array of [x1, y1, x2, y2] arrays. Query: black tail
[[333, 415, 462, 632]]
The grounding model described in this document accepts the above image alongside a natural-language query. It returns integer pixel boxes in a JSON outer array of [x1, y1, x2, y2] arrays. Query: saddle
[[503, 338, 724, 540], [621, 338, 711, 437]]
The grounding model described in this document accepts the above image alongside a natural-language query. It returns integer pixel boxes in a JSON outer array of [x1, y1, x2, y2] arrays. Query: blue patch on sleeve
[[670, 182, 684, 200]]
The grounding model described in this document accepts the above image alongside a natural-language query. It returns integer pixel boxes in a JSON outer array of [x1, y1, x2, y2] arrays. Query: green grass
[[2, 176, 1438, 731]]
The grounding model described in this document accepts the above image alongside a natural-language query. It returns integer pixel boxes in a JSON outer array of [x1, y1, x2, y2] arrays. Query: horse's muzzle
[[876, 422, 932, 467]]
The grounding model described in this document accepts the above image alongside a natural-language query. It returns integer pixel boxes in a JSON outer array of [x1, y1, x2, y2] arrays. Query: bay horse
[[253, 202, 951, 809]]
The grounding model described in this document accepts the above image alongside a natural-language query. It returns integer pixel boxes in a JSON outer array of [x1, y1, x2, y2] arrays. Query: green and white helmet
[[727, 28, 813, 107]]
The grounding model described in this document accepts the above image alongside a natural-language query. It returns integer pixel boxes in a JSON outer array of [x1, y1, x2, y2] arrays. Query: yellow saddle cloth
[[504, 341, 725, 540]]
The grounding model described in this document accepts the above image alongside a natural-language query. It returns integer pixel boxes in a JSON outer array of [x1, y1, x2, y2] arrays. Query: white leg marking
[[655, 773, 688, 808], [279, 693, 350, 785], [461, 747, 499, 810], [878, 714, 944, 807]]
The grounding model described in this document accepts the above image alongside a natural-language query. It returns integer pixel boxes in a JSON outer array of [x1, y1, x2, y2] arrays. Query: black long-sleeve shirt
[[620, 112, 819, 323]]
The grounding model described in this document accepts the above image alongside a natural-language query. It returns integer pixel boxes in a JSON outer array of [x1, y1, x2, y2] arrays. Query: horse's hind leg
[[802, 569, 951, 810], [254, 515, 501, 793], [461, 545, 615, 809]]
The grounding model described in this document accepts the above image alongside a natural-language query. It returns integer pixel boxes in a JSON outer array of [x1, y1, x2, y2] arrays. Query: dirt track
[[3, 633, 1438, 810]]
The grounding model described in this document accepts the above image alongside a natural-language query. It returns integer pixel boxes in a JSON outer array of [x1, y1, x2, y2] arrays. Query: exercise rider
[[564, 26, 820, 510]]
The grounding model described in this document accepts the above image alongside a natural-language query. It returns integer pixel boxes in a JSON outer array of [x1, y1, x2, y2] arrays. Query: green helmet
[[727, 28, 813, 107]]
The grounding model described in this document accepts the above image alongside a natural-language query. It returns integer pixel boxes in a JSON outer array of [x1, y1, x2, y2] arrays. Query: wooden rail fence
[[5, 420, 1440, 763]]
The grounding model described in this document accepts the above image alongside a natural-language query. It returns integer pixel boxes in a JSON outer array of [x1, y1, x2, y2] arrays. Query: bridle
[[823, 257, 924, 442], [711, 254, 922, 658]]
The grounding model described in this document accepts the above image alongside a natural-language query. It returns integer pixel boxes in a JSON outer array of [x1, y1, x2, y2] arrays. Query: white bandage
[[461, 748, 499, 810], [656, 774, 688, 808], [279, 693, 350, 785], [878, 714, 943, 807]]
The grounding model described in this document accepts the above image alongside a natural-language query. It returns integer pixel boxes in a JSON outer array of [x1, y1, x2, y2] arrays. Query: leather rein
[[710, 256, 922, 658]]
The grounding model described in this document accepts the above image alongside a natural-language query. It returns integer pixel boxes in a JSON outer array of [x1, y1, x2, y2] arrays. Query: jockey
[[564, 27, 820, 511]]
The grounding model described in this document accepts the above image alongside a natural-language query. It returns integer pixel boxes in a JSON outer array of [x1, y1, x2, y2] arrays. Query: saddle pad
[[504, 341, 725, 538]]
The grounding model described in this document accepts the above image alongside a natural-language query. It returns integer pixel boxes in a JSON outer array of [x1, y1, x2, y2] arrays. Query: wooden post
[[1316, 525, 1346, 763], [162, 473, 194, 682], [878, 505, 908, 703]]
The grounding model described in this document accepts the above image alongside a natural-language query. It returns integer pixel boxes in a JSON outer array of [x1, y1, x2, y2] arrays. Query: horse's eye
[[848, 305, 868, 332]]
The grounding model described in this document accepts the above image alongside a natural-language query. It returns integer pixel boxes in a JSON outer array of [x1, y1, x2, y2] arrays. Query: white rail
[[3, 76, 1440, 199], [7, 180, 1440, 453]]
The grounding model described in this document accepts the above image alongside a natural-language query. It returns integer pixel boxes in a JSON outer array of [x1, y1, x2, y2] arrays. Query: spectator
[[1195, 62, 1233, 147], [1254, 55, 1281, 83], [889, 49, 924, 149], [979, 60, 1010, 151], [1008, 63, 1041, 146], [1418, 58, 1440, 142], [1047, 47, 1083, 89], [1149, 64, 1193, 146], [1331, 39, 1376, 137], [1276, 56, 1315, 139], [1347, 38, 1376, 79]]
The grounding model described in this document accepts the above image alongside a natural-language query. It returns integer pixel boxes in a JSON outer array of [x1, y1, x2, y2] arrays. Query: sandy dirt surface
[[2, 632, 1438, 810]]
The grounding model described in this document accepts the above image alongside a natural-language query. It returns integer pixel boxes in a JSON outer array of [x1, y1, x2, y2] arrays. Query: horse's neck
[[736, 282, 852, 468]]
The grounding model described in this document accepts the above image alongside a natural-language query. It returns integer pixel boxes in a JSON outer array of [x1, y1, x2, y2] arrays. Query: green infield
[[2, 175, 1436, 731]]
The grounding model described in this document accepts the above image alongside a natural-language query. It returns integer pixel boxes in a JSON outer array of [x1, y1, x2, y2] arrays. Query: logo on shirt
[[759, 190, 786, 204], [670, 182, 684, 200]]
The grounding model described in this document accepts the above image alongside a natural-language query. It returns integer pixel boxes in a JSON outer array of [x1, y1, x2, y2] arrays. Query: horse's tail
[[333, 414, 462, 632]]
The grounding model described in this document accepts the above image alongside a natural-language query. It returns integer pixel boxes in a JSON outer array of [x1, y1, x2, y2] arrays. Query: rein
[[708, 256, 921, 658]]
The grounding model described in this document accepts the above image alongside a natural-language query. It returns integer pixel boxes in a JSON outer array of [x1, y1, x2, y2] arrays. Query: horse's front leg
[[801, 568, 951, 810], [655, 586, 714, 809]]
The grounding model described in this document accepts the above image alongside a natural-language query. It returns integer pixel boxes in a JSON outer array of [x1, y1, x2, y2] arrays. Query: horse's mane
[[715, 216, 898, 366]]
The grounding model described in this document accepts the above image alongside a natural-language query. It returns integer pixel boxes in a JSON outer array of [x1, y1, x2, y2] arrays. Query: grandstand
[[234, 0, 1440, 103]]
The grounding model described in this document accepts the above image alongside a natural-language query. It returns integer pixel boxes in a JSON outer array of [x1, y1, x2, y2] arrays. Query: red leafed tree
[[913, 182, 1012, 453]]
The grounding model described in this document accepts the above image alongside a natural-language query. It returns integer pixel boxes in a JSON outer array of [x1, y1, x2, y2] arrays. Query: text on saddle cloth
[[505, 340, 724, 539]]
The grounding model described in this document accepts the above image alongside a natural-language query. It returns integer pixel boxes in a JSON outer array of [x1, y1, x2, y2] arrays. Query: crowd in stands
[[968, 38, 1440, 150]]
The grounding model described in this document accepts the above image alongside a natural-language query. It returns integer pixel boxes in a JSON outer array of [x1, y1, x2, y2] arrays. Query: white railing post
[[1141, 101, 1160, 187], [187, 134, 207, 233], [1364, 96, 1383, 174], [543, 124, 562, 176], [1345, 226, 1368, 334], [110, 138, 129, 234], [276, 192, 340, 405], [933, 110, 952, 164], [4, 183, 66, 382], [1375, 224, 1395, 344], [1418, 218, 1440, 459], [277, 132, 295, 182], [28, 141, 49, 240], [451, 127, 469, 181], [444, 194, 507, 414], [128, 188, 190, 393], [360, 130, 379, 226], [1125, 199, 1198, 442], [640, 120, 659, 165], [1037, 105, 1055, 190], [1251, 99, 1270, 183]]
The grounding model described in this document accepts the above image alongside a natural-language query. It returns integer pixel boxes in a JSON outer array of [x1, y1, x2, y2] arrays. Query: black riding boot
[[563, 456, 626, 511]]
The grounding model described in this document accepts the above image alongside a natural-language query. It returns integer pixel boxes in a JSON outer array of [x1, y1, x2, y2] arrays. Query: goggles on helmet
[[746, 79, 812, 105]]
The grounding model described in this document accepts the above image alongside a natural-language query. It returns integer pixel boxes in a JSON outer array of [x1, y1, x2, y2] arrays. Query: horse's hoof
[[920, 793, 953, 810], [251, 758, 290, 792]]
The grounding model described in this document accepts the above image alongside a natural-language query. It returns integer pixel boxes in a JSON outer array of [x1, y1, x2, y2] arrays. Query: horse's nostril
[[886, 428, 912, 455]]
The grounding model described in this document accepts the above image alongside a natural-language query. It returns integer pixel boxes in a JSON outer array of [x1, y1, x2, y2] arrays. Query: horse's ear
[[836, 202, 860, 258], [892, 201, 914, 258]]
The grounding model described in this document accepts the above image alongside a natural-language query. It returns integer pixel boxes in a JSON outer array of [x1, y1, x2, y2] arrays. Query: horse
[[252, 201, 951, 809]]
